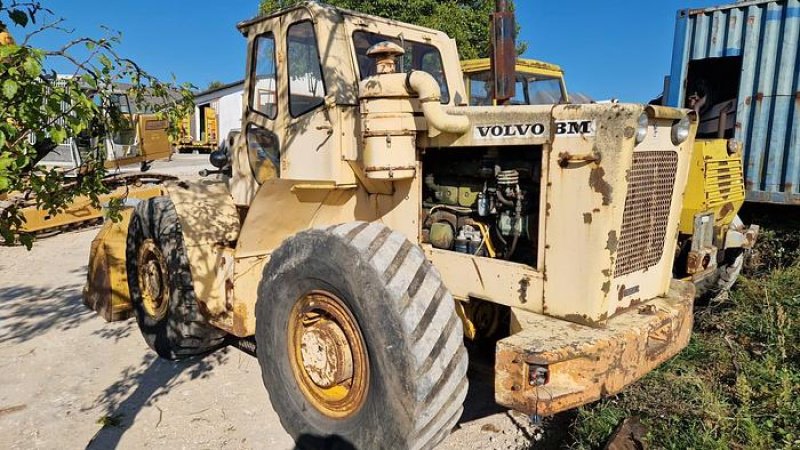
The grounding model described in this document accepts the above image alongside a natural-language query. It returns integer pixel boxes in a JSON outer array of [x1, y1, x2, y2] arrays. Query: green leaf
[[50, 128, 67, 144], [0, 153, 12, 171], [22, 56, 41, 77], [0, 130, 5, 150], [0, 44, 19, 58], [9, 9, 28, 27], [99, 54, 113, 69], [85, 41, 96, 51], [2, 79, 18, 99], [0, 175, 9, 192]]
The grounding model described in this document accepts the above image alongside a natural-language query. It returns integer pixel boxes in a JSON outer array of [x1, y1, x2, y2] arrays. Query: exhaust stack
[[491, 0, 517, 105]]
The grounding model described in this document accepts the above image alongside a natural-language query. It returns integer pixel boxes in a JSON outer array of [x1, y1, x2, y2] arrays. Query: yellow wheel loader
[[87, 2, 699, 448]]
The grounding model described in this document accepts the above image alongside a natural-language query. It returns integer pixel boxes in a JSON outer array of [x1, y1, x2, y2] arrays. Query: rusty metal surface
[[544, 103, 695, 324], [495, 280, 695, 417], [165, 180, 240, 320]]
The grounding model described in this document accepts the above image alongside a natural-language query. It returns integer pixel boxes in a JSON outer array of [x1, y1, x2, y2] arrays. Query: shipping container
[[665, 0, 800, 205]]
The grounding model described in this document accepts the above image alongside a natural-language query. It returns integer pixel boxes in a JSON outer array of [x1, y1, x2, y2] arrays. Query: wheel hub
[[137, 239, 169, 321], [300, 320, 354, 388], [288, 291, 369, 419]]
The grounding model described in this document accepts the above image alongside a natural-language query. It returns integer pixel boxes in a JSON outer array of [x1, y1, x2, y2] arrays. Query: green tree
[[206, 80, 225, 90], [258, 0, 525, 60], [0, 1, 194, 247]]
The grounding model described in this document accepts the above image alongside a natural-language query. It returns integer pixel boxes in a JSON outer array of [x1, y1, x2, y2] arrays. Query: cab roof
[[461, 58, 565, 77], [237, 1, 452, 39]]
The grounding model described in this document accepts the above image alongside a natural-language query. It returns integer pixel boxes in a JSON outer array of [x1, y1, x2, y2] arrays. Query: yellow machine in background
[[176, 106, 218, 153], [17, 94, 176, 236], [462, 57, 569, 105]]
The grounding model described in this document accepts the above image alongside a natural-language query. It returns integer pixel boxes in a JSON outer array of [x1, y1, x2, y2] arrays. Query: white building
[[193, 80, 245, 147], [192, 74, 324, 147]]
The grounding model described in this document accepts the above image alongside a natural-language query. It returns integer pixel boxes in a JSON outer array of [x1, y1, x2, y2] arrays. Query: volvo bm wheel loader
[[88, 2, 699, 448]]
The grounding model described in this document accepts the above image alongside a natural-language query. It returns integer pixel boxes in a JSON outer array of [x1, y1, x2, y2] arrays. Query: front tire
[[256, 222, 468, 449], [126, 197, 226, 360]]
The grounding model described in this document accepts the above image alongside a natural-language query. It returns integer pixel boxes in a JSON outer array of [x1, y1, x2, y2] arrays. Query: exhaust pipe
[[491, 0, 517, 105]]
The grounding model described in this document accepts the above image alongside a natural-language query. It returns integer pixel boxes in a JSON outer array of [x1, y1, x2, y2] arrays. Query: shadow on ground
[[0, 284, 91, 344], [85, 348, 230, 449]]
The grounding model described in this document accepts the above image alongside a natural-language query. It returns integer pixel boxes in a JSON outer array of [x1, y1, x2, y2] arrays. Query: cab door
[[236, 16, 283, 194], [278, 11, 337, 182]]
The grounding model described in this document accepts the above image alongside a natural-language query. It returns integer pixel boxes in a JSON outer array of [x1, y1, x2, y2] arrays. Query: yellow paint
[[83, 209, 135, 322], [461, 57, 569, 104], [679, 138, 745, 236]]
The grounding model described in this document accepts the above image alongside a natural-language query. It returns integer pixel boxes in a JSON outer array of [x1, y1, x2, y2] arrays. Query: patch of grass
[[568, 261, 800, 449]]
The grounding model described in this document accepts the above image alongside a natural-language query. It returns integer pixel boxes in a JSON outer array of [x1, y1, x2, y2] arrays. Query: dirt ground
[[0, 155, 546, 449]]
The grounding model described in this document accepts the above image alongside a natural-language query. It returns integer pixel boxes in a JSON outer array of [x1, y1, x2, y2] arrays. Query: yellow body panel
[[83, 209, 135, 322], [19, 184, 165, 233], [679, 139, 745, 236], [137, 115, 173, 161]]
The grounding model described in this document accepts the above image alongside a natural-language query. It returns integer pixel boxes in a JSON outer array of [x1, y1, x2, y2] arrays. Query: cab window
[[353, 31, 450, 104], [287, 21, 326, 117], [247, 124, 280, 183], [250, 32, 277, 119]]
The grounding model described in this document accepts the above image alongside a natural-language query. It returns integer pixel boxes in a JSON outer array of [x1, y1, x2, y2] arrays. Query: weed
[[568, 263, 800, 449]]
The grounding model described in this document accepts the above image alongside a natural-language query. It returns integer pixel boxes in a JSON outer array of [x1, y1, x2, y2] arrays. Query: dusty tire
[[256, 222, 468, 450], [126, 197, 226, 360]]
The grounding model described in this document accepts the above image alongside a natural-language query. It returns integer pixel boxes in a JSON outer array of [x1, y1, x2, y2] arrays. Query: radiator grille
[[614, 151, 679, 277], [705, 158, 745, 207]]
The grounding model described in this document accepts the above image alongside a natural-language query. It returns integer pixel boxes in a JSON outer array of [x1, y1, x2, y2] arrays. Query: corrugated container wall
[[666, 0, 800, 205]]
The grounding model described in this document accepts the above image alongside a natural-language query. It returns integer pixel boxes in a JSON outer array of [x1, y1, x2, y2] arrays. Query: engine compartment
[[421, 146, 543, 267]]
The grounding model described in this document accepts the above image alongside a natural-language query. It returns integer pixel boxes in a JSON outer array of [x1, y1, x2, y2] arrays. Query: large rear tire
[[256, 222, 468, 450], [126, 197, 226, 360]]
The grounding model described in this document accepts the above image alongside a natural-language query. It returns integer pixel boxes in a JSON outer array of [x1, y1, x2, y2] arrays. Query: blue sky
[[16, 1, 724, 102]]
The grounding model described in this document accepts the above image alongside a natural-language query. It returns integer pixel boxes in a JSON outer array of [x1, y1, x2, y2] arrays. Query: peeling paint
[[583, 212, 593, 224], [606, 230, 618, 253], [589, 166, 613, 205]]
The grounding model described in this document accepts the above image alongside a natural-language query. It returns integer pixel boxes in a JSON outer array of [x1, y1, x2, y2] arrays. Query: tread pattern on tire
[[324, 222, 469, 450], [127, 197, 226, 359]]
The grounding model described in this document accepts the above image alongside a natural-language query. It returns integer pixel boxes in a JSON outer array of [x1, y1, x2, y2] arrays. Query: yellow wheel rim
[[287, 290, 369, 419], [137, 239, 169, 321]]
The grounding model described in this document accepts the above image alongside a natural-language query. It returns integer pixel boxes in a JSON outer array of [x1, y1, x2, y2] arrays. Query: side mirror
[[209, 149, 228, 169]]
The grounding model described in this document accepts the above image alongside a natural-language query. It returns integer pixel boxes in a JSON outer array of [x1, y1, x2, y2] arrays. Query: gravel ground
[[0, 155, 547, 449]]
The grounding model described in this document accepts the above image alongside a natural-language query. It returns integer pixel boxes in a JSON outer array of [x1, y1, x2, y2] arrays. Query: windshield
[[468, 71, 565, 106], [353, 31, 450, 104]]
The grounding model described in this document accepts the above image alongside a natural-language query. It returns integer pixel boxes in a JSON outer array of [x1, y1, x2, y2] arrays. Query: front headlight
[[671, 116, 691, 145], [636, 113, 648, 144]]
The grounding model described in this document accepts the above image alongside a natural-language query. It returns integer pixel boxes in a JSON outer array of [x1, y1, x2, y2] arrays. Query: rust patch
[[606, 230, 618, 253], [623, 126, 635, 139], [602, 280, 611, 295], [583, 212, 593, 224], [617, 284, 626, 301], [720, 202, 734, 218], [563, 312, 608, 328], [589, 166, 613, 205], [518, 276, 530, 304]]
